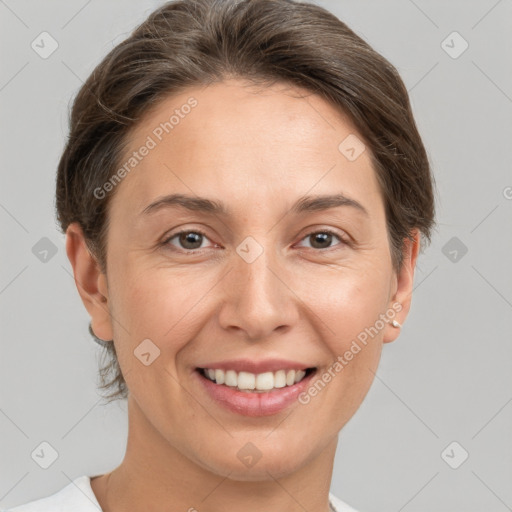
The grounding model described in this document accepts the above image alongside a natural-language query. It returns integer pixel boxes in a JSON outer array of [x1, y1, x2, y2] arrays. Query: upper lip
[[196, 359, 315, 374]]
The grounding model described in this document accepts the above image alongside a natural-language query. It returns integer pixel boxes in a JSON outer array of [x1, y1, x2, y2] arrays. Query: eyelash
[[162, 228, 349, 254]]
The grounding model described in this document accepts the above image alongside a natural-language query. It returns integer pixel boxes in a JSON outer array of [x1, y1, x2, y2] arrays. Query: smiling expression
[[80, 78, 415, 480]]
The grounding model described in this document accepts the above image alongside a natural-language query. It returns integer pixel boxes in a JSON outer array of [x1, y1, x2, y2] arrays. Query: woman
[[8, 0, 435, 510]]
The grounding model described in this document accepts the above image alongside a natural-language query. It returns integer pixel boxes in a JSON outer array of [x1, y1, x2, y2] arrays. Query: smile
[[198, 367, 315, 392], [194, 363, 318, 417]]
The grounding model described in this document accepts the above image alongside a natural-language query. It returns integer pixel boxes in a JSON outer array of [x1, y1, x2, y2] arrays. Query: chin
[[207, 455, 308, 482], [190, 439, 317, 482]]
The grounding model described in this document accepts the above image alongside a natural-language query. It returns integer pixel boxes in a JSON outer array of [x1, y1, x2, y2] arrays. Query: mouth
[[196, 367, 317, 393], [193, 358, 319, 416]]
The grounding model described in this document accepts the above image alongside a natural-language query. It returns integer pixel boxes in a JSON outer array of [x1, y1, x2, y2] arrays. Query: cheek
[[110, 266, 213, 356], [299, 263, 390, 413], [305, 264, 390, 416], [305, 263, 391, 350], [108, 269, 200, 408]]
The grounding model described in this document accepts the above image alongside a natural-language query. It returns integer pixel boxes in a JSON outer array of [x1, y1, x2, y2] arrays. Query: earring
[[391, 320, 402, 328], [88, 322, 113, 347]]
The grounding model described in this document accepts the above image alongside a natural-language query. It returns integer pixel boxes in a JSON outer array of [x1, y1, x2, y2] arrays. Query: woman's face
[[78, 79, 418, 480]]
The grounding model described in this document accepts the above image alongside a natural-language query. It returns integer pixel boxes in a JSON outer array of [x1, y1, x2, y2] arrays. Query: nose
[[218, 244, 300, 341]]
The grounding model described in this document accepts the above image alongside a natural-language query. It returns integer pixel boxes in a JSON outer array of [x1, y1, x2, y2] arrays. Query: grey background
[[1, 1, 511, 511]]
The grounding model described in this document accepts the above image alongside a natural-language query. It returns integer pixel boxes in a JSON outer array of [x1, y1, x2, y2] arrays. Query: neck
[[93, 396, 338, 512]]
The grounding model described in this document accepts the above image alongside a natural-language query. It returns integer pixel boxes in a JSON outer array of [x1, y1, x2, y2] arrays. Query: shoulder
[[4, 476, 101, 512], [5, 479, 353, 512], [329, 492, 360, 512]]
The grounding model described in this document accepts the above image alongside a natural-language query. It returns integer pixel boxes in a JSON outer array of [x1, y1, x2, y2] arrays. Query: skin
[[66, 78, 420, 512]]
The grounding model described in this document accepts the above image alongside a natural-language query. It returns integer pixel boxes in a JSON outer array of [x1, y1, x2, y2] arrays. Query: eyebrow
[[141, 193, 369, 217]]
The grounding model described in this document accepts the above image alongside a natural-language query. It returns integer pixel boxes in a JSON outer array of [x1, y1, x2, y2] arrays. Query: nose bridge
[[219, 236, 297, 339]]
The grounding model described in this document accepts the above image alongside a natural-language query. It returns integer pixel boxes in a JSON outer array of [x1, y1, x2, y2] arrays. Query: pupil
[[180, 232, 202, 249], [312, 232, 331, 249]]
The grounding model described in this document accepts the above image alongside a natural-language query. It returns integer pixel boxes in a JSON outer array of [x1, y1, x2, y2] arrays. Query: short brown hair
[[56, 0, 436, 402]]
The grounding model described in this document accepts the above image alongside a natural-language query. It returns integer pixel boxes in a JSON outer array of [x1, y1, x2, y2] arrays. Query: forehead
[[111, 78, 383, 218]]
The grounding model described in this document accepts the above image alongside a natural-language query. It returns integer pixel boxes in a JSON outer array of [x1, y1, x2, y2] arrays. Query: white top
[[3, 475, 360, 512]]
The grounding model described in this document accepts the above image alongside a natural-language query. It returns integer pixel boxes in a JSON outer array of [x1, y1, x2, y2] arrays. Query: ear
[[383, 229, 421, 343], [65, 222, 113, 342]]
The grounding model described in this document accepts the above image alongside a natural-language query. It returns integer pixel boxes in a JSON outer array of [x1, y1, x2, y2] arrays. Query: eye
[[163, 229, 214, 252], [162, 228, 348, 253], [296, 229, 347, 250]]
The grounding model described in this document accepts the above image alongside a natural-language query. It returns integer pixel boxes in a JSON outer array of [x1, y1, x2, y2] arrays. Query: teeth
[[202, 367, 310, 391], [238, 371, 256, 390], [294, 370, 306, 383], [225, 370, 237, 387], [274, 370, 286, 388], [214, 369, 225, 385], [256, 372, 274, 390]]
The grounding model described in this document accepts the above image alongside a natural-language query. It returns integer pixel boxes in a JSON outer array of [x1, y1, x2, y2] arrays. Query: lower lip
[[195, 369, 316, 417]]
